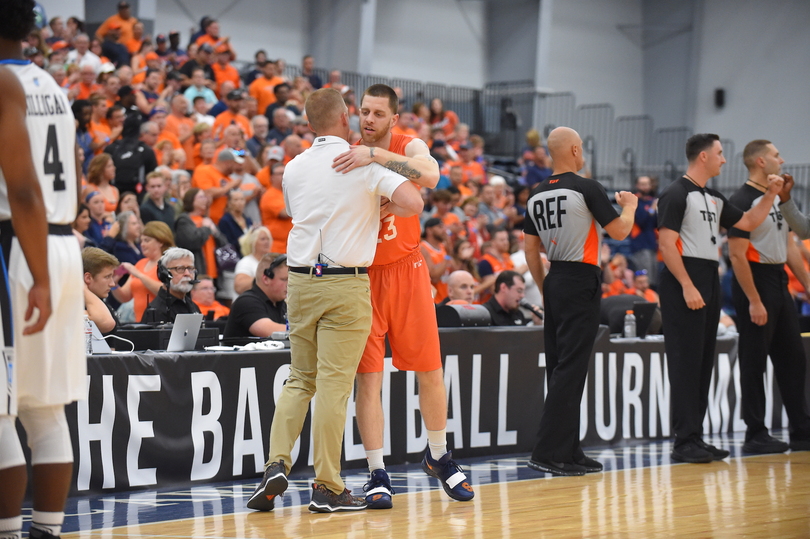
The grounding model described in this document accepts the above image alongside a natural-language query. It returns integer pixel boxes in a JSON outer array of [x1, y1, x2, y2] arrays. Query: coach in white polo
[[261, 88, 423, 511]]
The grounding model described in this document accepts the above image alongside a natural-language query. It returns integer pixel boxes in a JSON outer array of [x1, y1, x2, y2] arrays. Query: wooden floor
[[61, 448, 810, 538]]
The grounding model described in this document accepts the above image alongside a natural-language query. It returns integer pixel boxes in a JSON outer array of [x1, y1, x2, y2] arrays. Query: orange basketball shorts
[[358, 249, 442, 373]]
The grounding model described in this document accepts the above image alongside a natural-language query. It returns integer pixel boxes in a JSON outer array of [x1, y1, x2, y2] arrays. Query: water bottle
[[623, 310, 636, 338], [84, 315, 93, 355]]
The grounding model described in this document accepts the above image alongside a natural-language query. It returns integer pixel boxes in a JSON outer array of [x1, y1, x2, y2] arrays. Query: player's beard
[[362, 123, 389, 145]]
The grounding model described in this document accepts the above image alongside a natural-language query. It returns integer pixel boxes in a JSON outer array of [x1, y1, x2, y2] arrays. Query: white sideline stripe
[[446, 471, 466, 489]]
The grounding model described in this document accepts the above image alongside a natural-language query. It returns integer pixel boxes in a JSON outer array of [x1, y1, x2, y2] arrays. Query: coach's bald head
[[305, 88, 349, 138], [546, 127, 584, 174]]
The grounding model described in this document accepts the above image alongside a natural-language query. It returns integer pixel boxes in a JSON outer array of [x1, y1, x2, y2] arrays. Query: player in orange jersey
[[333, 84, 474, 508]]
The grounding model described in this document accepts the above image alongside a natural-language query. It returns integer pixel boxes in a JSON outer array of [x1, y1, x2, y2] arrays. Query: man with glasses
[[224, 253, 287, 338], [145, 247, 201, 323]]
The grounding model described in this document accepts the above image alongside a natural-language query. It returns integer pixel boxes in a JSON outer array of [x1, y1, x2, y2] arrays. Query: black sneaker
[[308, 483, 367, 513], [29, 527, 59, 539], [743, 432, 789, 454], [574, 454, 603, 473], [697, 439, 730, 460], [671, 440, 714, 463], [363, 469, 394, 509], [528, 458, 587, 476], [246, 460, 287, 511], [789, 438, 810, 451], [422, 450, 475, 501]]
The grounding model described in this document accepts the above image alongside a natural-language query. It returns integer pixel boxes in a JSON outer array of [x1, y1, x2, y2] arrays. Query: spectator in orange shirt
[[165, 94, 195, 168], [126, 21, 144, 54], [259, 163, 292, 254], [212, 46, 241, 96], [450, 123, 470, 151], [212, 89, 252, 140], [420, 217, 452, 304], [249, 60, 284, 115], [630, 270, 659, 305], [323, 69, 344, 92], [450, 143, 486, 184], [280, 135, 304, 164], [391, 111, 419, 137], [96, 1, 139, 45], [101, 74, 120, 107], [430, 98, 459, 140], [70, 64, 103, 100], [255, 146, 284, 188], [192, 148, 244, 223], [191, 276, 230, 320], [88, 94, 112, 155], [431, 189, 464, 241], [195, 20, 235, 60]]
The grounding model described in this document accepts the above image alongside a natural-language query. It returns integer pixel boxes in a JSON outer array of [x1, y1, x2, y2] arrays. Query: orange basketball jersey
[[371, 133, 420, 266]]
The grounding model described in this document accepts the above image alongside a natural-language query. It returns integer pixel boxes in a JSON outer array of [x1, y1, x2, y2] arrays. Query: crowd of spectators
[[35, 3, 810, 332]]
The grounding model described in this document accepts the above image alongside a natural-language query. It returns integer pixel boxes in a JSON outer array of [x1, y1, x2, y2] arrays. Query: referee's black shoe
[[574, 454, 603, 473], [528, 459, 587, 476], [246, 460, 287, 511], [697, 439, 730, 460], [743, 432, 789, 454], [670, 439, 714, 463]]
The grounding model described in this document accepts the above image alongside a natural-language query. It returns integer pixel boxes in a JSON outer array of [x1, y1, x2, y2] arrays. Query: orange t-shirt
[[249, 75, 284, 114], [212, 111, 252, 141], [443, 160, 486, 184], [193, 299, 230, 320], [421, 240, 449, 304], [96, 14, 139, 45], [259, 186, 293, 254], [431, 110, 459, 138], [211, 62, 242, 97], [370, 134, 420, 266], [72, 82, 103, 101], [132, 257, 158, 322], [89, 119, 112, 155], [164, 114, 195, 169], [255, 165, 271, 189], [126, 38, 143, 55], [478, 252, 514, 304], [191, 164, 230, 223], [392, 125, 418, 137], [190, 214, 218, 278], [195, 35, 236, 60]]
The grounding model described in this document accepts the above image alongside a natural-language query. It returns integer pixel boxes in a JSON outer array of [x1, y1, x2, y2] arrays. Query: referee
[[524, 127, 637, 476], [246, 88, 423, 513], [658, 133, 783, 463]]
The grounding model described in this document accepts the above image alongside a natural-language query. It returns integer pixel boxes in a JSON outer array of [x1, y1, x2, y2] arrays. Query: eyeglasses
[[167, 265, 196, 275]]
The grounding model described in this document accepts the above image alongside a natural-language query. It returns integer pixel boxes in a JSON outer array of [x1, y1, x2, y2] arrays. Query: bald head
[[305, 88, 348, 135], [447, 270, 476, 304], [546, 127, 583, 173]]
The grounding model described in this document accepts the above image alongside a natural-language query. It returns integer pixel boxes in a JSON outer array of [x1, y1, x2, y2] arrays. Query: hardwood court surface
[[60, 440, 810, 538]]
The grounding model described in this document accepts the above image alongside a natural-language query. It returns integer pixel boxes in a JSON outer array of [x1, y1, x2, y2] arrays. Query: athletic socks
[[427, 428, 448, 461], [30, 511, 64, 538], [366, 448, 385, 473], [0, 516, 22, 539]]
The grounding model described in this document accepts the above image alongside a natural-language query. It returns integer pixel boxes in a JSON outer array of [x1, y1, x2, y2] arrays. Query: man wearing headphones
[[144, 247, 201, 323], [224, 253, 288, 338]]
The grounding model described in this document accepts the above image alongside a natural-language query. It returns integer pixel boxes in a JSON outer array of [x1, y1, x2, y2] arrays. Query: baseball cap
[[215, 44, 230, 54], [169, 30, 180, 36], [431, 139, 446, 148], [199, 43, 214, 54], [424, 217, 442, 229], [118, 1, 130, 8], [226, 89, 244, 100], [218, 148, 244, 164], [145, 51, 159, 61], [489, 175, 506, 186], [50, 40, 69, 51], [149, 107, 168, 118], [459, 142, 472, 150], [266, 146, 285, 162], [156, 34, 167, 43], [22, 46, 40, 58]]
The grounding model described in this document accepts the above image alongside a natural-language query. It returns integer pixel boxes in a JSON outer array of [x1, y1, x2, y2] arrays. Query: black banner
[[63, 327, 793, 495]]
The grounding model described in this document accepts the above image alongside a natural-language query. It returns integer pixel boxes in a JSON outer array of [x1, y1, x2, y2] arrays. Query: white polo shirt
[[283, 135, 409, 268]]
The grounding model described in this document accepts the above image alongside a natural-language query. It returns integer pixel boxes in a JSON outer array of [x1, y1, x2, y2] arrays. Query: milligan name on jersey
[[25, 93, 68, 116]]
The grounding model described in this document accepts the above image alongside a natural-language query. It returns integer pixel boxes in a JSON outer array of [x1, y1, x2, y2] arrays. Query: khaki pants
[[268, 271, 372, 493]]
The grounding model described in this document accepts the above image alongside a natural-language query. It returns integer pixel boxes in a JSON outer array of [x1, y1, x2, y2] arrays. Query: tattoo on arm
[[384, 159, 422, 180]]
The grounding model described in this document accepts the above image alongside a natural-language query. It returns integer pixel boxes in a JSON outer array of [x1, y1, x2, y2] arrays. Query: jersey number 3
[[44, 124, 66, 191], [378, 215, 398, 243]]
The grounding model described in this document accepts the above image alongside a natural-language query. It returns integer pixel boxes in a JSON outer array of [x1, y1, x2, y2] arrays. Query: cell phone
[[114, 265, 128, 276]]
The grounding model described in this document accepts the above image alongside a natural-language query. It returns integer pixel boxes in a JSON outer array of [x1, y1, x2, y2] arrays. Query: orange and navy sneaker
[[246, 460, 287, 511], [362, 469, 394, 509], [421, 450, 475, 501]]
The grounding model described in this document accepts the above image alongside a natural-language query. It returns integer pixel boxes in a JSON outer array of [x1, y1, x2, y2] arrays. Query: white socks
[[427, 428, 448, 461], [0, 516, 22, 539], [366, 448, 385, 472], [30, 511, 64, 538]]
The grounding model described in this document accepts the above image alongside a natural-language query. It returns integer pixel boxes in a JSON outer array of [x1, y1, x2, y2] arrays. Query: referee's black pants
[[659, 258, 722, 448], [732, 263, 810, 441], [532, 262, 601, 463]]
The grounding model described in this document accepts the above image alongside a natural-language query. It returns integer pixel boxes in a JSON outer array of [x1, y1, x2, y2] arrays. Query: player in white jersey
[[0, 2, 84, 538]]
